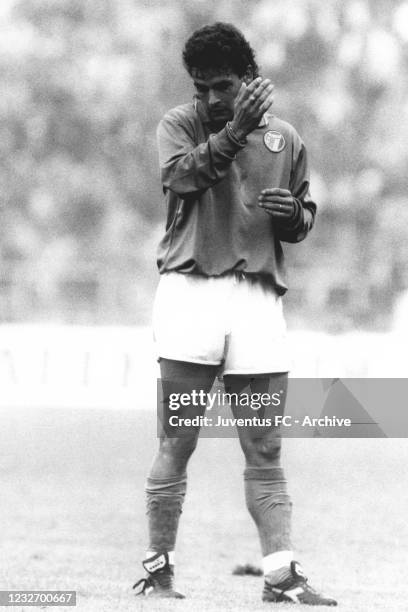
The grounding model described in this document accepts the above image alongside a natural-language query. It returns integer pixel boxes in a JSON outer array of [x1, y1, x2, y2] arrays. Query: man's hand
[[229, 77, 274, 140], [258, 188, 297, 222]]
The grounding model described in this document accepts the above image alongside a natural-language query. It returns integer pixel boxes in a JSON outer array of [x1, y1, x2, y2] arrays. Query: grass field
[[1, 407, 408, 612]]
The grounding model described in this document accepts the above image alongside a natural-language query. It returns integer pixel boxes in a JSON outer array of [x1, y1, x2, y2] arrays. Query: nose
[[208, 89, 220, 107]]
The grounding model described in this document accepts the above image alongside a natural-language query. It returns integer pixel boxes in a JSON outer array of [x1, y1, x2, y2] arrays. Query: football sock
[[244, 466, 292, 557], [145, 473, 187, 552], [263, 550, 294, 585]]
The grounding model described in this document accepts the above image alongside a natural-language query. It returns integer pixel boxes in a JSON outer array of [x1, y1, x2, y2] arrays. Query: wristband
[[226, 122, 247, 147]]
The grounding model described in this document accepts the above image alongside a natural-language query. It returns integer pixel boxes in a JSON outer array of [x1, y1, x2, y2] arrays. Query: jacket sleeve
[[275, 138, 317, 243], [157, 110, 245, 197]]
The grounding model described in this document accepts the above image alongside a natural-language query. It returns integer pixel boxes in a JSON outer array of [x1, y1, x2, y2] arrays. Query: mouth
[[209, 108, 230, 121], [210, 110, 231, 123]]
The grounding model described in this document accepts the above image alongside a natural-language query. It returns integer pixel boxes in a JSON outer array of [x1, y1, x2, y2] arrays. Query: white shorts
[[153, 272, 291, 376]]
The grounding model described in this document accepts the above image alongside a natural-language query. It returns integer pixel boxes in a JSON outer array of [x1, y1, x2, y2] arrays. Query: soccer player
[[133, 22, 337, 606]]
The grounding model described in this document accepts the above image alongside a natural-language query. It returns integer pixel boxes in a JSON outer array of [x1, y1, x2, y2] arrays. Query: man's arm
[[158, 78, 274, 197], [157, 115, 245, 197], [258, 141, 317, 243]]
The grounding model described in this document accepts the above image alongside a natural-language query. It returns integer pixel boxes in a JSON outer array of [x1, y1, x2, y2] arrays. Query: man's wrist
[[226, 121, 247, 146]]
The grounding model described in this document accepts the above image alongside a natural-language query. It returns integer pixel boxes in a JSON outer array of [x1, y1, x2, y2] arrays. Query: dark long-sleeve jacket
[[156, 99, 316, 295]]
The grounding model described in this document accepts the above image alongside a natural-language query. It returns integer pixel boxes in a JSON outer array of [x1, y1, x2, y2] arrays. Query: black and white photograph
[[1, 1, 408, 611]]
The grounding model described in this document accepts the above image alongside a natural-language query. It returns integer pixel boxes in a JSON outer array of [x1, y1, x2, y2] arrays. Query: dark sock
[[145, 473, 187, 552], [244, 466, 292, 556]]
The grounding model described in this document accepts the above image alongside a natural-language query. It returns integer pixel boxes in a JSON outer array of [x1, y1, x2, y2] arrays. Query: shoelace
[[303, 582, 319, 595], [270, 576, 312, 599], [132, 577, 152, 595], [284, 579, 320, 598], [133, 571, 174, 594]]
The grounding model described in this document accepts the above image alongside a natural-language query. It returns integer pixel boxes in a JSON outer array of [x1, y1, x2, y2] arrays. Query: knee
[[159, 435, 198, 463], [241, 435, 282, 467]]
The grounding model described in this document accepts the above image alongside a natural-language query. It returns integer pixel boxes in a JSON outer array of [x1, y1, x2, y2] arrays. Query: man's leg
[[225, 373, 337, 606], [134, 358, 218, 598], [225, 373, 292, 568]]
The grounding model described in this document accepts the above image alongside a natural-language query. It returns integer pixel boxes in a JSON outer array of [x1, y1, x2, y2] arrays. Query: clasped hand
[[258, 188, 296, 222]]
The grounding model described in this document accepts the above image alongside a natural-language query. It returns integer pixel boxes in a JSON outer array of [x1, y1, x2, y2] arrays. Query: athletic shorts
[[152, 272, 291, 376]]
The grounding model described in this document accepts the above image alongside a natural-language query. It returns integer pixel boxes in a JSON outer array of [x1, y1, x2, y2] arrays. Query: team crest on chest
[[263, 130, 286, 153]]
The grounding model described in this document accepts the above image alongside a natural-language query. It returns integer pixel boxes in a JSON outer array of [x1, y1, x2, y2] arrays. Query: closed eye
[[194, 83, 209, 94], [215, 82, 232, 92]]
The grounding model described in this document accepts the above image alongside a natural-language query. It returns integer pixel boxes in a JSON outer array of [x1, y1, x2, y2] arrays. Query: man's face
[[191, 68, 244, 124]]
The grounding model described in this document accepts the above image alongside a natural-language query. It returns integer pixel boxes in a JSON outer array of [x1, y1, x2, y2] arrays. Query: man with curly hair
[[133, 22, 337, 606]]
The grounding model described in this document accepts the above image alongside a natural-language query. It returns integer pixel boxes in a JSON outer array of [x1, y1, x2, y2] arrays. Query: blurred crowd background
[[1, 0, 408, 331]]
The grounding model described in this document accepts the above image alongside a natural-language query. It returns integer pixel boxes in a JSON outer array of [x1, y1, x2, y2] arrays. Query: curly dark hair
[[182, 22, 259, 78]]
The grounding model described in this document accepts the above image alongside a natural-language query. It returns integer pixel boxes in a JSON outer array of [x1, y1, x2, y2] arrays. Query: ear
[[242, 66, 254, 85]]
